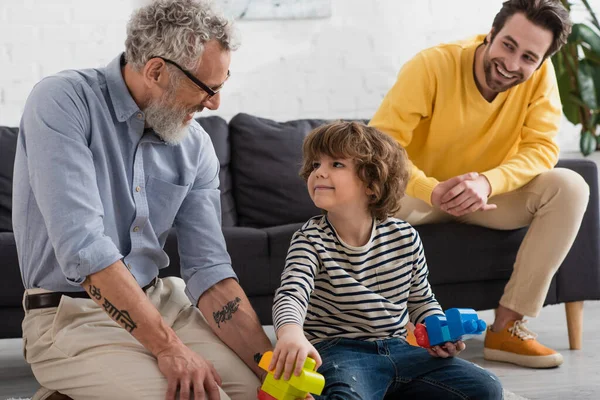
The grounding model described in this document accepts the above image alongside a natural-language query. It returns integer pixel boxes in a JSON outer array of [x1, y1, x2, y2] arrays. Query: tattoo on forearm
[[102, 298, 138, 333], [89, 285, 102, 300], [87, 284, 137, 333], [213, 297, 241, 328]]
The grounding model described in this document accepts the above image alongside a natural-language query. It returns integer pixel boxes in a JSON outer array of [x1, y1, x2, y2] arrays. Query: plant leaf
[[571, 23, 600, 55], [580, 130, 596, 156], [556, 69, 581, 124], [583, 58, 600, 114], [581, 0, 600, 32], [591, 111, 600, 128], [578, 60, 597, 110], [568, 93, 591, 109], [582, 47, 600, 65], [552, 52, 566, 76]]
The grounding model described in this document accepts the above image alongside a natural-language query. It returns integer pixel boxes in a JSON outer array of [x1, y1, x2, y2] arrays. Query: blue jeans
[[313, 337, 503, 400]]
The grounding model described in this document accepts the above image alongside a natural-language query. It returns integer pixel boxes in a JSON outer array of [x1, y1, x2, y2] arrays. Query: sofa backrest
[[196, 116, 237, 227], [227, 113, 323, 228], [1, 114, 361, 231], [0, 126, 17, 232], [0, 119, 239, 231]]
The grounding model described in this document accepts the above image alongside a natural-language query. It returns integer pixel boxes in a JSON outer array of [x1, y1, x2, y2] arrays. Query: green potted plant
[[552, 0, 600, 155]]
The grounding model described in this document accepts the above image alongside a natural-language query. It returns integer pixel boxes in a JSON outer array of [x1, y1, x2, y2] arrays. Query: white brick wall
[[1, 0, 599, 152]]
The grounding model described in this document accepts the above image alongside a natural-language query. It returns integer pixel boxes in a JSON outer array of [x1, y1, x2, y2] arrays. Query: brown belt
[[24, 277, 158, 310]]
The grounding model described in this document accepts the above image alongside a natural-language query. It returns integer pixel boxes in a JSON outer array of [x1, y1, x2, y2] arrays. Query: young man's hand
[[432, 173, 497, 216], [270, 324, 322, 381], [426, 340, 466, 358]]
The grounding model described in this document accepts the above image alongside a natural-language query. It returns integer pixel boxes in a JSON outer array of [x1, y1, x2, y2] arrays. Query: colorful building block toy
[[256, 351, 325, 400], [414, 308, 487, 348]]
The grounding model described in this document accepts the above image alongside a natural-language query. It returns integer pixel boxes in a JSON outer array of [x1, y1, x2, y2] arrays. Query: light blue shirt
[[13, 54, 237, 306]]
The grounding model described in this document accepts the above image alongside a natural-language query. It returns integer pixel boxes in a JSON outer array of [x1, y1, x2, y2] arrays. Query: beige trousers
[[22, 277, 260, 400], [396, 168, 590, 317]]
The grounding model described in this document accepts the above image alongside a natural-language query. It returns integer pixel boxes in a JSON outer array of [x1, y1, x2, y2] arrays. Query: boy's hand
[[426, 340, 466, 358], [270, 324, 322, 381]]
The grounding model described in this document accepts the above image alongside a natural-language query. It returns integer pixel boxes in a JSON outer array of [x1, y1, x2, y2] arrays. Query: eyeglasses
[[152, 56, 230, 98]]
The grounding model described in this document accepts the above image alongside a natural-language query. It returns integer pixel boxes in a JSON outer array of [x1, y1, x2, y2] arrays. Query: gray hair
[[125, 0, 240, 72]]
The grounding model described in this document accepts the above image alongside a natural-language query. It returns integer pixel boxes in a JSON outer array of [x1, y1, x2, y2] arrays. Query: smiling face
[[307, 154, 371, 216], [143, 40, 231, 144], [478, 12, 553, 98]]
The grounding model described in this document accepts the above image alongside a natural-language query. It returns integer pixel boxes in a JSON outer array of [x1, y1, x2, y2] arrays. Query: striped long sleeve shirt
[[273, 215, 443, 343]]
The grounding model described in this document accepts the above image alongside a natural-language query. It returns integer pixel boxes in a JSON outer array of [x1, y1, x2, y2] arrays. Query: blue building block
[[419, 308, 487, 347]]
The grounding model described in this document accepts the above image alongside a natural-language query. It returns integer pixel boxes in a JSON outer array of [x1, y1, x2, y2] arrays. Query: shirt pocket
[[146, 176, 190, 237]]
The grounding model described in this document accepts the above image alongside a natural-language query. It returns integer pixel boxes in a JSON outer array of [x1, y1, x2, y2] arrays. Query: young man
[[14, 1, 272, 399], [370, 0, 589, 368]]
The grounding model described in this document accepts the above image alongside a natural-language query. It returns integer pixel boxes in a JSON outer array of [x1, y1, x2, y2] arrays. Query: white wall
[[1, 0, 599, 152]]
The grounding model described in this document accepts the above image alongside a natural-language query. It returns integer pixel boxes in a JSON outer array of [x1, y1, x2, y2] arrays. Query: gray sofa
[[1, 113, 600, 343]]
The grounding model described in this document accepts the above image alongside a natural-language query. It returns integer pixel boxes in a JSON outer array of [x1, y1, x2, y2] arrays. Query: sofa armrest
[[0, 232, 24, 338], [0, 232, 23, 307], [554, 159, 600, 303]]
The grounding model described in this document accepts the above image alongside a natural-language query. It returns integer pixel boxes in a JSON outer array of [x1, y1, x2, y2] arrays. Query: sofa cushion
[[415, 223, 527, 285], [0, 127, 18, 232], [229, 113, 323, 228], [158, 227, 271, 298], [264, 222, 304, 292], [554, 159, 600, 302], [222, 226, 271, 296], [196, 116, 237, 227]]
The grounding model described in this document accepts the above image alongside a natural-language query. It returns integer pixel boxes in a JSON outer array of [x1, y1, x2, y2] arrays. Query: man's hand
[[426, 340, 466, 358], [270, 324, 322, 381], [157, 342, 222, 400], [83, 262, 222, 400], [432, 173, 496, 217]]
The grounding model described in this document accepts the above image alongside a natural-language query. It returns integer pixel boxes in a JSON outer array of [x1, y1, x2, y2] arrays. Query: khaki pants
[[22, 277, 260, 400], [396, 168, 589, 317]]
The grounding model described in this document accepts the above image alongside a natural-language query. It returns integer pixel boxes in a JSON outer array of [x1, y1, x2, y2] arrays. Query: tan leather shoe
[[484, 319, 563, 368]]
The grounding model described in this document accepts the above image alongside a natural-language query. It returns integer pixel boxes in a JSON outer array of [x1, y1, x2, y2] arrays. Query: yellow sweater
[[370, 35, 561, 205]]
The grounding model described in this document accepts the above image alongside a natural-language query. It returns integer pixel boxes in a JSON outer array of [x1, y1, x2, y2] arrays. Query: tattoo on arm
[[89, 285, 102, 300], [87, 284, 138, 333], [213, 297, 241, 328]]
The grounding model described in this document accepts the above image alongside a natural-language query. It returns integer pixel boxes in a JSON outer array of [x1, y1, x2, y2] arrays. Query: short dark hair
[[488, 0, 572, 60], [300, 121, 409, 222]]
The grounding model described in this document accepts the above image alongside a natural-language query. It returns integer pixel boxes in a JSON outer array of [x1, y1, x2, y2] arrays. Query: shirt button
[[135, 186, 141, 192], [136, 113, 143, 119], [133, 226, 140, 232]]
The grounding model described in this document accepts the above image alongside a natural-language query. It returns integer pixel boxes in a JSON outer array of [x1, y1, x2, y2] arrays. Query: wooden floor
[[1, 301, 599, 399], [460, 301, 600, 400]]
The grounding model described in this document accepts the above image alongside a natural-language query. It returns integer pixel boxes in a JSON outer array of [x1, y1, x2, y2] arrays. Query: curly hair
[[125, 0, 240, 72], [300, 121, 410, 222]]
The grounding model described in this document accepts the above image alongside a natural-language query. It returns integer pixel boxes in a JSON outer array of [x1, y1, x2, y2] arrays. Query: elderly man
[[14, 1, 272, 399]]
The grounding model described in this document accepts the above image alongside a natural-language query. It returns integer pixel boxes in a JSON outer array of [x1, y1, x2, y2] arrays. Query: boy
[[270, 121, 502, 399]]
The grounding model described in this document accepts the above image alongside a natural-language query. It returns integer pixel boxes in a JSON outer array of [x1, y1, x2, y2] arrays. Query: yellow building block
[[257, 351, 325, 400]]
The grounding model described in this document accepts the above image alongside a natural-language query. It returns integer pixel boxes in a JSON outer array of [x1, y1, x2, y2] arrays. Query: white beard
[[143, 86, 192, 145]]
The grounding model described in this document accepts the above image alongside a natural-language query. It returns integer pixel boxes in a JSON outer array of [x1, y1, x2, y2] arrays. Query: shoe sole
[[483, 348, 564, 368]]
